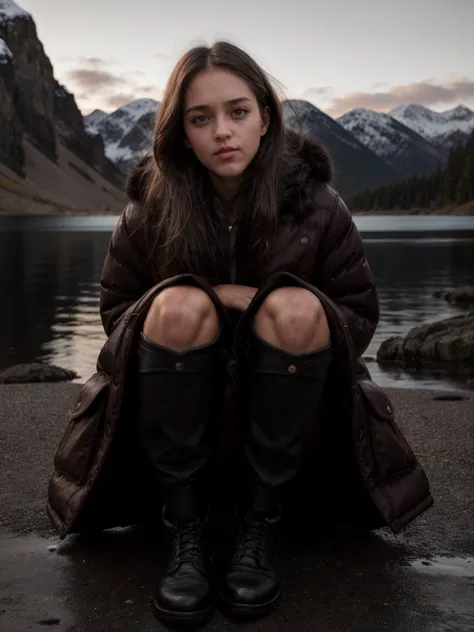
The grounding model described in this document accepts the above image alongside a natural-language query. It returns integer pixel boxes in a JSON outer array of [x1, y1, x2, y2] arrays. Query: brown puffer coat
[[46, 136, 433, 539]]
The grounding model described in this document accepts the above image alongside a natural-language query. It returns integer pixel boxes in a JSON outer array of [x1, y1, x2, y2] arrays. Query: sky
[[15, 0, 474, 118]]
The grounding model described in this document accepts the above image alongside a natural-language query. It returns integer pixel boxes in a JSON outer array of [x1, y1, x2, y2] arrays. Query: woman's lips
[[215, 148, 238, 159]]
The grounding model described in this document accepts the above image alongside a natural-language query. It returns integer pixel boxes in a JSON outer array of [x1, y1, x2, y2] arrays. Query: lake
[[1, 214, 473, 392]]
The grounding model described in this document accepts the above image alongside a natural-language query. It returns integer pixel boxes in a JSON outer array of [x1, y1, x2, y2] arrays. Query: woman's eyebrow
[[184, 97, 252, 115]]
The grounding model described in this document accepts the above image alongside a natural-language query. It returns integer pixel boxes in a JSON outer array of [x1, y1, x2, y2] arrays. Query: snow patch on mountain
[[0, 0, 30, 23], [84, 109, 107, 135], [390, 104, 474, 148], [0, 37, 12, 61]]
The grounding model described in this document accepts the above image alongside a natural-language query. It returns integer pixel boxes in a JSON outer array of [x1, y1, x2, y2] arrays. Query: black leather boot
[[155, 484, 213, 624], [219, 328, 331, 617], [137, 331, 226, 624], [219, 485, 281, 617]]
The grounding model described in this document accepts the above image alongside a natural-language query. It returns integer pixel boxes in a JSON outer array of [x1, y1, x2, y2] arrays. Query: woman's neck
[[210, 174, 241, 222]]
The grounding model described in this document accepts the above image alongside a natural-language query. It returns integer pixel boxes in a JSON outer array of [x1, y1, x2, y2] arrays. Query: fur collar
[[126, 131, 333, 214]]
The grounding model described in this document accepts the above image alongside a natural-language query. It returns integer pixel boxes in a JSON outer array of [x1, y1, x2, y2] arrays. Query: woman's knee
[[254, 287, 329, 351], [143, 285, 220, 349]]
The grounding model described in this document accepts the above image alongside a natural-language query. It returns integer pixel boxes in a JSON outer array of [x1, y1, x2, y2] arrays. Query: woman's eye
[[233, 108, 248, 117], [192, 115, 209, 125]]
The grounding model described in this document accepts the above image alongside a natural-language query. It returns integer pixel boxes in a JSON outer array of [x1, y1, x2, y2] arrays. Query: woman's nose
[[214, 115, 231, 140]]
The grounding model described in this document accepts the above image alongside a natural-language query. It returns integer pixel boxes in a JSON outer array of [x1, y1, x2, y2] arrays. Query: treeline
[[349, 130, 474, 211]]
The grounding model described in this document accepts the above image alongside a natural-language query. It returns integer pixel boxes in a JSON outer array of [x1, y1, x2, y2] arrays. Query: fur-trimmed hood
[[125, 131, 333, 207]]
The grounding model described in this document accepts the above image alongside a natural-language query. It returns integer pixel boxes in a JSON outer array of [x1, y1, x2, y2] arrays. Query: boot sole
[[218, 589, 281, 618], [153, 596, 214, 625]]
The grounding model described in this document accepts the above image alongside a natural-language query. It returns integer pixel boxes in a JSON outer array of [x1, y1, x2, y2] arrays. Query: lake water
[[1, 214, 473, 392]]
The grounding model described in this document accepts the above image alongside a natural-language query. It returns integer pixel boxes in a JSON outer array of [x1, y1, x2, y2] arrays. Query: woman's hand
[[213, 284, 258, 311]]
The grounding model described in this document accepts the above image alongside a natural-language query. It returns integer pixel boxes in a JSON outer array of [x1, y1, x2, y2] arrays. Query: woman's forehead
[[184, 67, 255, 109]]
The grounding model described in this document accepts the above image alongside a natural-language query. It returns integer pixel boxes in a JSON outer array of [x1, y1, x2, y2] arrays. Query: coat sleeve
[[99, 202, 152, 337], [317, 195, 379, 357]]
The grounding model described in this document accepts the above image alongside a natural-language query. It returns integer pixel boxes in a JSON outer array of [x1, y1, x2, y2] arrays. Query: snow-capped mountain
[[337, 107, 446, 178], [389, 104, 474, 148], [85, 99, 160, 174], [283, 100, 397, 195], [84, 108, 107, 130], [0, 0, 29, 22], [89, 97, 397, 194], [83, 94, 474, 194]]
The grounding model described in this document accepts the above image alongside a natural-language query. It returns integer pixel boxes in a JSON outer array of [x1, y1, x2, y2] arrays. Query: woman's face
[[183, 67, 269, 184]]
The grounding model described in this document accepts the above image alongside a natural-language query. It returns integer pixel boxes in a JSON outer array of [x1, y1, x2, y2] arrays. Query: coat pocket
[[54, 372, 111, 485], [358, 378, 418, 485]]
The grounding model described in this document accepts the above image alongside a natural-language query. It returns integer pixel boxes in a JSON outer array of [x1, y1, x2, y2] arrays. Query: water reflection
[[0, 230, 109, 380], [0, 216, 473, 390]]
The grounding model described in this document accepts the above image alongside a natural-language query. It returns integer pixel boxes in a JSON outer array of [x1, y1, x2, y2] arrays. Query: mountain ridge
[[0, 0, 124, 214], [337, 107, 447, 178]]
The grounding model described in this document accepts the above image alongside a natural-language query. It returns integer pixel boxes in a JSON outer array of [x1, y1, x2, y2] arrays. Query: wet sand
[[0, 383, 473, 631]]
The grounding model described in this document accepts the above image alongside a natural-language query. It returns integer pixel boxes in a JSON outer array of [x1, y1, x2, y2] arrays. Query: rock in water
[[0, 363, 78, 383], [433, 286, 474, 304], [377, 312, 474, 373]]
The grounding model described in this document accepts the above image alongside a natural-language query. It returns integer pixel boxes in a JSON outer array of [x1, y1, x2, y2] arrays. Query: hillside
[[0, 138, 125, 214]]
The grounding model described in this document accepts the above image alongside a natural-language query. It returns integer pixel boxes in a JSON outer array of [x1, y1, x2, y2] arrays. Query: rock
[[0, 4, 57, 161], [0, 37, 24, 174], [54, 81, 124, 189], [377, 312, 474, 372], [376, 336, 404, 364], [433, 286, 474, 304], [0, 363, 78, 383]]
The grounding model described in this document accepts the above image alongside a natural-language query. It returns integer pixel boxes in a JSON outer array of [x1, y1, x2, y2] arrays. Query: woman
[[46, 41, 433, 625]]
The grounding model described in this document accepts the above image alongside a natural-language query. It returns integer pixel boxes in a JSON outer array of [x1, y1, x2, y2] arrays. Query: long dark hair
[[142, 41, 296, 280]]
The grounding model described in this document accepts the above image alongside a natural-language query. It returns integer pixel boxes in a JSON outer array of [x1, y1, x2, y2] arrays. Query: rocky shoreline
[[376, 287, 474, 378]]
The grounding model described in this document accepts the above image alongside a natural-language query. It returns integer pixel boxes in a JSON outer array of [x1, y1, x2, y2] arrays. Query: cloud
[[302, 86, 334, 100], [76, 56, 109, 67], [153, 52, 170, 62], [65, 56, 162, 112], [138, 85, 160, 94], [67, 68, 127, 91], [74, 56, 121, 68], [105, 92, 140, 109], [325, 78, 474, 117]]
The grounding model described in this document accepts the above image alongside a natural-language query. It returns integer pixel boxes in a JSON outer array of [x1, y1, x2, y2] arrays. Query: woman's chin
[[211, 164, 246, 180]]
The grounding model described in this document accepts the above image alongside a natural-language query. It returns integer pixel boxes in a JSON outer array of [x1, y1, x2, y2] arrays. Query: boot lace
[[233, 514, 270, 564], [168, 519, 205, 572]]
